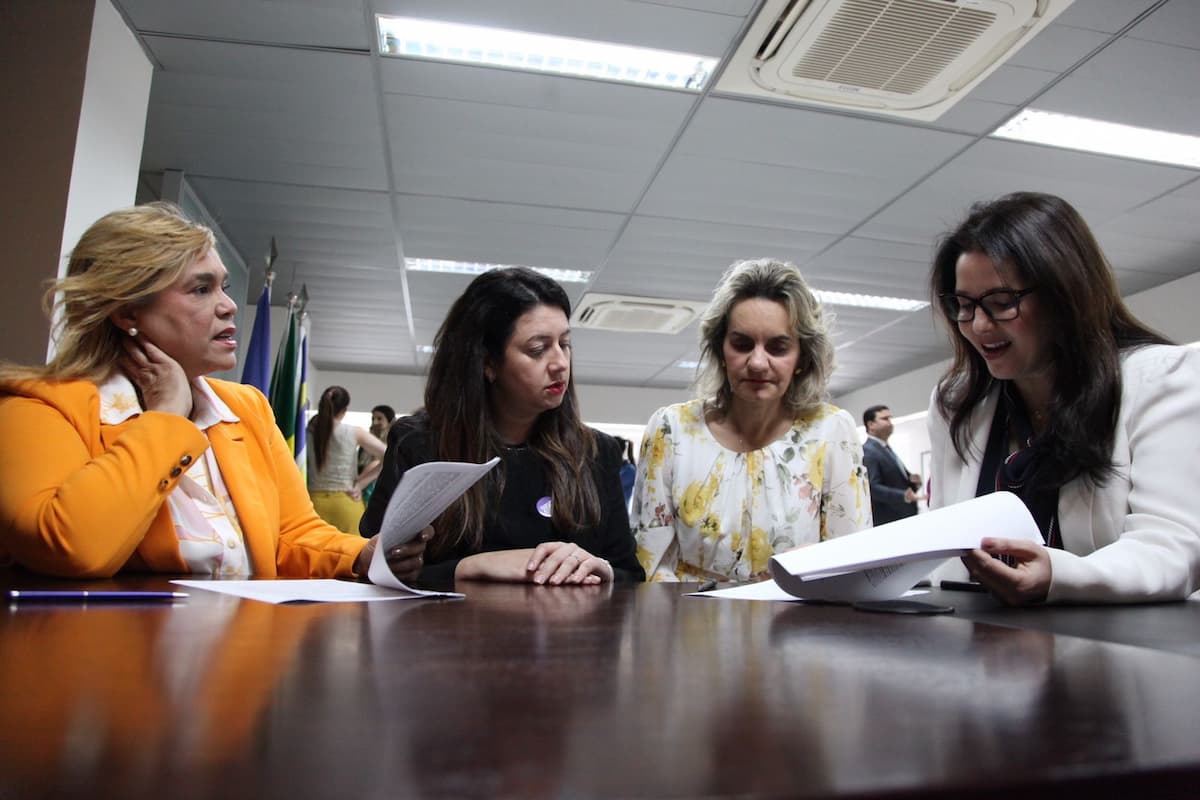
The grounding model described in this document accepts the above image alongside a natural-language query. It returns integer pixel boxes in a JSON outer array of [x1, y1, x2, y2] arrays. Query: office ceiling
[[117, 0, 1200, 395]]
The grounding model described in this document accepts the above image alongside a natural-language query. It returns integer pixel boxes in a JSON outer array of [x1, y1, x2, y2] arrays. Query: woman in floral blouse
[[631, 258, 871, 583]]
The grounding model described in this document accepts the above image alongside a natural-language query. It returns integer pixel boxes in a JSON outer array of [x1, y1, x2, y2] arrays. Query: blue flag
[[240, 283, 272, 394]]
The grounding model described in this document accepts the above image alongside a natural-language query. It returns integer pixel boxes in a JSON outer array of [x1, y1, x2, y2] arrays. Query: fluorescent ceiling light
[[405, 257, 592, 284], [812, 290, 928, 312], [377, 15, 717, 91], [675, 359, 699, 370], [992, 109, 1200, 169]]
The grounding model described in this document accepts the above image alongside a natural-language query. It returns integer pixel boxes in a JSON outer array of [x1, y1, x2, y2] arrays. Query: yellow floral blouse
[[632, 399, 871, 582]]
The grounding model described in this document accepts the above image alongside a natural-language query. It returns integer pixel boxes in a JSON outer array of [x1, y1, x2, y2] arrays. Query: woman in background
[[632, 258, 870, 583], [928, 191, 1200, 605], [357, 403, 396, 506], [0, 202, 424, 580], [307, 386, 386, 533], [615, 436, 637, 507], [362, 268, 643, 585]]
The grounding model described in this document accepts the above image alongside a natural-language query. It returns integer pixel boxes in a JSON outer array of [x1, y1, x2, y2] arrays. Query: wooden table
[[2, 575, 1199, 799]]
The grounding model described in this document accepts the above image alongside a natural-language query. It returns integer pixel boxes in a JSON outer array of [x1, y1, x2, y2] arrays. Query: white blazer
[[928, 345, 1200, 603]]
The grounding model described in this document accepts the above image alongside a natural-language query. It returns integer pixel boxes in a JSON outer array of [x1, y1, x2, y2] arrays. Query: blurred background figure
[[861, 404, 922, 525], [307, 386, 387, 534], [615, 436, 637, 508], [357, 403, 396, 506]]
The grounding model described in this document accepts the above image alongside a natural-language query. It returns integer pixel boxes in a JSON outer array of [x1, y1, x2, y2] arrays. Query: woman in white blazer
[[927, 192, 1200, 605]]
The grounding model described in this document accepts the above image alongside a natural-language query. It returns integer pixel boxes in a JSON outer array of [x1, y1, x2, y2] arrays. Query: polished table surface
[[2, 573, 1200, 799]]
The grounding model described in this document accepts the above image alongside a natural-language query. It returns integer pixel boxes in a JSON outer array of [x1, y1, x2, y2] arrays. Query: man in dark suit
[[862, 405, 921, 525]]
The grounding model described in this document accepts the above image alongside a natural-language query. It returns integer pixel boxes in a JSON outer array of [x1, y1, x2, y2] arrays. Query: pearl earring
[[127, 327, 139, 337]]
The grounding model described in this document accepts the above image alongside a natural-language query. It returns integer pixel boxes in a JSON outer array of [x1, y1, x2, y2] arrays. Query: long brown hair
[[0, 202, 214, 387], [312, 386, 351, 471], [423, 268, 599, 557], [930, 192, 1169, 489]]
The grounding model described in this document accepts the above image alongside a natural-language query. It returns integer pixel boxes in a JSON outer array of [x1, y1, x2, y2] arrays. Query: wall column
[[0, 0, 151, 364]]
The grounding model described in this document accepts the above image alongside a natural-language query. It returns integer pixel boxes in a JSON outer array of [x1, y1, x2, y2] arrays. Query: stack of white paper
[[700, 492, 1041, 603]]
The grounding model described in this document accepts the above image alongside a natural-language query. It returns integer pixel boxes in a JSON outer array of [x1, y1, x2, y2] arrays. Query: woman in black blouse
[[361, 268, 644, 585]]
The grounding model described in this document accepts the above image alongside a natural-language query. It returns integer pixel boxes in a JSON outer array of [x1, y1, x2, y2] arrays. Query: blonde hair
[[0, 202, 214, 386], [695, 258, 835, 417]]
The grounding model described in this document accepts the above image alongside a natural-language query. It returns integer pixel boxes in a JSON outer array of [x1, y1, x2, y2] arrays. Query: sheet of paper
[[689, 579, 929, 602], [368, 457, 500, 590], [173, 579, 463, 604], [765, 491, 1041, 603]]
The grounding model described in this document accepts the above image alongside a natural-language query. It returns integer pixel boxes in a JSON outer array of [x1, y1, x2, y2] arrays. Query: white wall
[[1125, 270, 1200, 346], [58, 0, 153, 278]]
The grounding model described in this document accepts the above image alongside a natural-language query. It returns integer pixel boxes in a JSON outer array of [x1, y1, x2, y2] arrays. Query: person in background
[[861, 404, 922, 525], [306, 386, 386, 534], [0, 202, 425, 581], [357, 403, 395, 506], [361, 268, 644, 585], [632, 258, 871, 584], [615, 436, 637, 507], [928, 191, 1200, 605]]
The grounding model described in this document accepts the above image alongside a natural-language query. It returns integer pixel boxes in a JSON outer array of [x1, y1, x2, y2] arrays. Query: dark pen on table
[[697, 579, 719, 592]]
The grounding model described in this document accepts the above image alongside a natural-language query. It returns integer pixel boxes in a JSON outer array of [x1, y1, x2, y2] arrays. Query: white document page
[[368, 457, 500, 590], [765, 491, 1041, 602], [689, 580, 929, 602], [172, 579, 462, 604]]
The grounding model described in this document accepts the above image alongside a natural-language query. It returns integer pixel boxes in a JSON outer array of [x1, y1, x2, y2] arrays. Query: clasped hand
[[455, 541, 614, 584], [526, 541, 612, 585]]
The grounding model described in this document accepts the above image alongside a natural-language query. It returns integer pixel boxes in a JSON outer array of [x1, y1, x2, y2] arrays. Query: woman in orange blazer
[[0, 202, 426, 580]]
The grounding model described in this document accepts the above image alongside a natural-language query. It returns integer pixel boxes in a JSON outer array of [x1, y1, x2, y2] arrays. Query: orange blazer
[[0, 377, 366, 578]]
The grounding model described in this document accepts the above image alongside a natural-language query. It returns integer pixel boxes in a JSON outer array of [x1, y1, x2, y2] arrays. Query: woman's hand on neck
[[119, 336, 195, 419]]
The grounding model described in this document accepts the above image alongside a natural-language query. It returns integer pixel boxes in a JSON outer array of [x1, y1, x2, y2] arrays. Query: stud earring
[[127, 327, 139, 337]]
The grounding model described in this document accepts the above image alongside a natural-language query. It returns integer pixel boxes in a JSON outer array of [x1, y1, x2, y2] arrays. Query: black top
[[360, 412, 645, 583], [975, 385, 1061, 548]]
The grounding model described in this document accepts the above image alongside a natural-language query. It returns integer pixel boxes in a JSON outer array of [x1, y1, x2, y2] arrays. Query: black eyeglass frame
[[938, 287, 1037, 323]]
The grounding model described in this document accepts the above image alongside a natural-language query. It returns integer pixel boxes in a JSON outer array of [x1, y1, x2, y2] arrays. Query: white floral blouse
[[632, 399, 871, 582]]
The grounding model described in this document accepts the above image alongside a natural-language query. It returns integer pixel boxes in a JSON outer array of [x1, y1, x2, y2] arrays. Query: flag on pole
[[293, 312, 310, 477], [242, 237, 277, 394], [268, 299, 301, 455], [240, 281, 272, 393]]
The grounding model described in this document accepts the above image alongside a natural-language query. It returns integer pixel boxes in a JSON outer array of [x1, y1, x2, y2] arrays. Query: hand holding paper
[[367, 457, 500, 590], [760, 492, 1042, 603]]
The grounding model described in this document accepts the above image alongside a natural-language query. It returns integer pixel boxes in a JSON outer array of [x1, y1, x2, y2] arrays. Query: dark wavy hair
[[312, 386, 351, 471], [930, 192, 1169, 489], [424, 268, 599, 556]]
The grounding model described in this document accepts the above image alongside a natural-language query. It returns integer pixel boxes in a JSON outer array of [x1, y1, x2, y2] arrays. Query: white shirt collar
[[97, 373, 239, 430], [867, 434, 889, 447]]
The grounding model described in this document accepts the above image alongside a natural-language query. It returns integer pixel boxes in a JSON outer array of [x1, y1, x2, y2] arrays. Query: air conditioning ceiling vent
[[716, 0, 1074, 121], [572, 293, 707, 334]]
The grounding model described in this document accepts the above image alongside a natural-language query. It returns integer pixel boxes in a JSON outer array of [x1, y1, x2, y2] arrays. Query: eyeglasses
[[938, 287, 1037, 323]]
